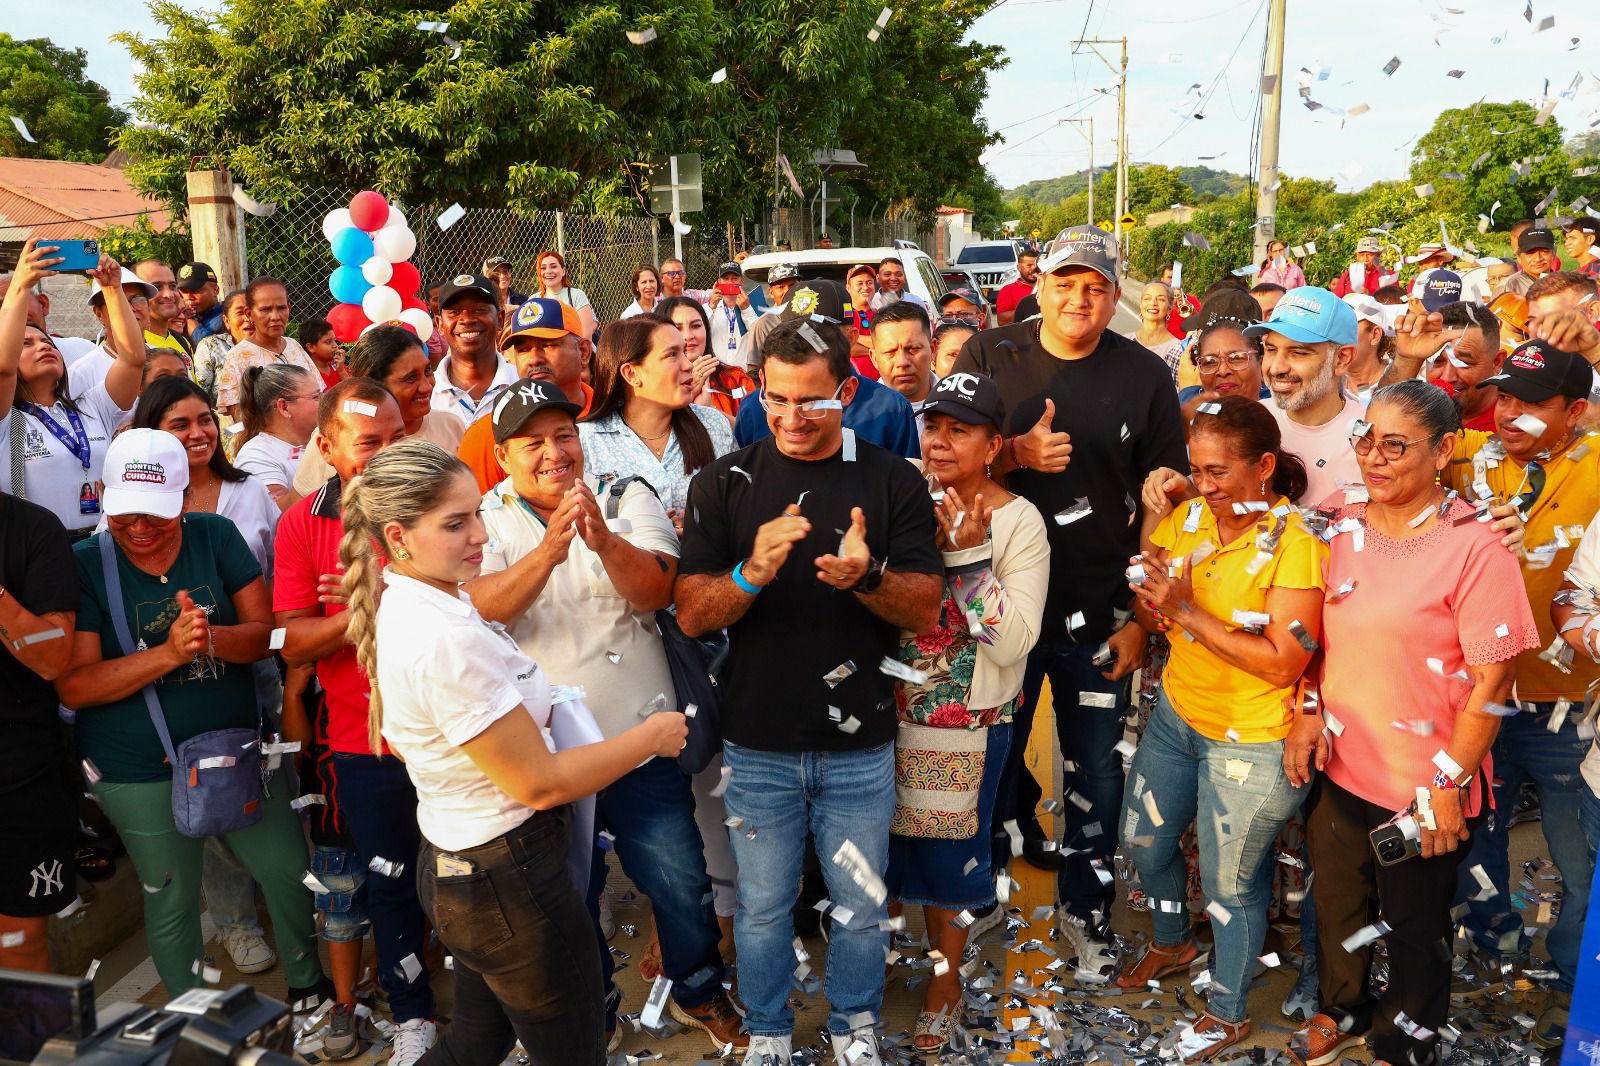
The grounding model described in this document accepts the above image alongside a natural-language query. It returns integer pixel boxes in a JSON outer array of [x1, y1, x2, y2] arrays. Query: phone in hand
[[716, 280, 743, 297], [1370, 811, 1421, 865], [40, 239, 100, 274]]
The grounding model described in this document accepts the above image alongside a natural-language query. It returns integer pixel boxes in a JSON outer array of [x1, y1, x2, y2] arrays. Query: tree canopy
[[114, 0, 1006, 228], [0, 34, 127, 161]]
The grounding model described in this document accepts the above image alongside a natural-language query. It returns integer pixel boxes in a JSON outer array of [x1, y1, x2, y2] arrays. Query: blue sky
[[17, 0, 1599, 195]]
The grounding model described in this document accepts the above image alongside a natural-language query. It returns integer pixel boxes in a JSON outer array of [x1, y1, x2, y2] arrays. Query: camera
[[0, 968, 296, 1066]]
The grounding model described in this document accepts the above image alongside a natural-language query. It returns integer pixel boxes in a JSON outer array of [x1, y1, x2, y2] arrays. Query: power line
[[993, 91, 1109, 134], [1138, 0, 1268, 157]]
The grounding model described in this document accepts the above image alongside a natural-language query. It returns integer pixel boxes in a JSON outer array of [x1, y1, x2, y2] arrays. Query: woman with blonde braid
[[339, 441, 688, 1065]]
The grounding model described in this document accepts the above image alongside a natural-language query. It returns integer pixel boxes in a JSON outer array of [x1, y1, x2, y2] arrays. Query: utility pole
[[1253, 0, 1287, 262], [1071, 36, 1128, 251], [1062, 117, 1094, 226]]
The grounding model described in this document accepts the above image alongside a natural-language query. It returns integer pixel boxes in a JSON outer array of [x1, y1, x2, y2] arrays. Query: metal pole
[[1116, 36, 1128, 250], [1254, 0, 1287, 262], [670, 155, 684, 262]]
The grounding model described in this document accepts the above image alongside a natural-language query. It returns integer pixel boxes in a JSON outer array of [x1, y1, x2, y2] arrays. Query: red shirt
[[273, 476, 384, 755], [1462, 405, 1496, 432], [994, 279, 1033, 318]]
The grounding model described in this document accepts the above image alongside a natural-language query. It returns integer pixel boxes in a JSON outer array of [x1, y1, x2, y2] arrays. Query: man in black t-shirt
[[678, 319, 942, 1065], [0, 494, 80, 972], [953, 225, 1187, 984]]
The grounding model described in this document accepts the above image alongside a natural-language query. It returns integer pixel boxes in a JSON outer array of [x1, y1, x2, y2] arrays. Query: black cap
[[1483, 340, 1592, 403], [1179, 288, 1263, 334], [779, 279, 853, 325], [176, 262, 217, 291], [718, 261, 741, 278], [1518, 229, 1556, 253], [490, 379, 582, 443], [938, 285, 984, 309], [440, 272, 498, 309], [920, 372, 1006, 428], [1568, 217, 1600, 237], [1419, 270, 1463, 312]]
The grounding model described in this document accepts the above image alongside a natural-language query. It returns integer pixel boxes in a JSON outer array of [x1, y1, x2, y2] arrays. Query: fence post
[[186, 170, 247, 293], [555, 211, 566, 258], [651, 219, 660, 268]]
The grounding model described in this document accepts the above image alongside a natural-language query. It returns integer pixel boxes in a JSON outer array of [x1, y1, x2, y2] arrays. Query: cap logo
[[453, 274, 474, 286], [123, 460, 167, 486], [1274, 293, 1324, 318], [1510, 348, 1546, 371], [790, 287, 819, 317], [178, 265, 193, 279], [936, 373, 980, 398]]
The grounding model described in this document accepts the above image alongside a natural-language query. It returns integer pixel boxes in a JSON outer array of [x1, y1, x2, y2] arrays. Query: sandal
[[638, 936, 663, 982], [1176, 1013, 1251, 1062], [914, 1006, 962, 1052], [1115, 939, 1200, 989], [74, 846, 115, 883]]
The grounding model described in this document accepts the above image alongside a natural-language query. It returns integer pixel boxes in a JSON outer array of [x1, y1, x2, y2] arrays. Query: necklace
[[626, 417, 672, 442]]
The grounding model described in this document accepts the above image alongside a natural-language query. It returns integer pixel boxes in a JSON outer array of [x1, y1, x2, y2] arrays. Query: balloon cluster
[[322, 191, 433, 343]]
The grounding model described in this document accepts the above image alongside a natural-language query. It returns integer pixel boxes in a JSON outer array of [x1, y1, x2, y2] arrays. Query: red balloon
[[327, 302, 371, 343], [401, 296, 428, 313], [348, 190, 390, 232], [387, 260, 422, 300], [385, 318, 419, 336]]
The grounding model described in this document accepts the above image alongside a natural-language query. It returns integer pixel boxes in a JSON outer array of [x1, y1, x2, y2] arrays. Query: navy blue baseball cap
[[1419, 270, 1463, 312]]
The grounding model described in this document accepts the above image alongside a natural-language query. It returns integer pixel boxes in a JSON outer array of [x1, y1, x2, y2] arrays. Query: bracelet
[[730, 561, 764, 595], [1009, 436, 1026, 471], [1431, 769, 1460, 790]]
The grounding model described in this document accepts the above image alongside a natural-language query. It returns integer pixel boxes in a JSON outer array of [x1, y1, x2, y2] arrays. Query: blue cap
[[1419, 270, 1463, 312], [1243, 286, 1357, 346]]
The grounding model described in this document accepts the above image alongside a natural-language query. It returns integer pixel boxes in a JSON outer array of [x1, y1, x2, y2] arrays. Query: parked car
[[954, 240, 1024, 297], [740, 242, 947, 309]]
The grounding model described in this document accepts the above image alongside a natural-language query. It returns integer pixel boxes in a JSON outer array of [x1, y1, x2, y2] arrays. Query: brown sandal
[[1177, 1013, 1252, 1062], [1115, 939, 1200, 989], [639, 936, 663, 982]]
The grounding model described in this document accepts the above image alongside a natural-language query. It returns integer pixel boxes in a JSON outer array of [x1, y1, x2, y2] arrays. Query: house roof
[[0, 157, 171, 243]]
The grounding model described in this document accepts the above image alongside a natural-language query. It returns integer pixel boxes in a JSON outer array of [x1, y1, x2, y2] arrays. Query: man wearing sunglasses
[[1431, 339, 1600, 1029], [676, 313, 943, 1066], [658, 258, 712, 304]]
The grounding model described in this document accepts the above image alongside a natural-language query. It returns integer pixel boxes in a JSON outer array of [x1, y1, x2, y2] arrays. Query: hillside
[[1007, 164, 1249, 205]]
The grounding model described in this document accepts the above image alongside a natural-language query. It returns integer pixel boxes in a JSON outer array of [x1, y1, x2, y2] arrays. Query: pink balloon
[[348, 190, 390, 232]]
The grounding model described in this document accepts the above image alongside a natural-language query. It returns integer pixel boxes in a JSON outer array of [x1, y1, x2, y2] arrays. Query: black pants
[[417, 808, 605, 1066], [1307, 778, 1478, 1064]]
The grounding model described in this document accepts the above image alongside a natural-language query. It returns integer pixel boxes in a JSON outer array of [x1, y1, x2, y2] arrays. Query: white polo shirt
[[479, 474, 680, 740], [431, 354, 519, 428], [376, 570, 552, 851]]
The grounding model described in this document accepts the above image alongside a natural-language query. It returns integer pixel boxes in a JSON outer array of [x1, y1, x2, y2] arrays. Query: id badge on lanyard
[[19, 403, 98, 514]]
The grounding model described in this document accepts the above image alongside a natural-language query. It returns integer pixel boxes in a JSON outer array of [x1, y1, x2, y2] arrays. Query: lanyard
[[722, 302, 739, 349], [16, 402, 92, 471]]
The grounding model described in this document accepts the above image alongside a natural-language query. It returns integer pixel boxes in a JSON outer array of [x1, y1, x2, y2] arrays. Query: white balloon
[[360, 256, 394, 286], [322, 208, 353, 243], [381, 205, 408, 232], [399, 306, 434, 343], [373, 225, 417, 263], [361, 284, 403, 324]]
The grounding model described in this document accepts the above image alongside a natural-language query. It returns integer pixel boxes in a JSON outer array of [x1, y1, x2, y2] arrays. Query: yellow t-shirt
[[1442, 429, 1600, 700], [1150, 498, 1327, 742], [144, 330, 189, 358]]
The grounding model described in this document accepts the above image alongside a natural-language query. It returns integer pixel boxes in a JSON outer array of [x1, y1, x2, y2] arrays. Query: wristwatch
[[850, 557, 886, 595]]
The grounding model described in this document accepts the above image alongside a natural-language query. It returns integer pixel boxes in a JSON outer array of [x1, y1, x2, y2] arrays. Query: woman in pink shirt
[[1258, 240, 1307, 290], [1283, 380, 1538, 1066]]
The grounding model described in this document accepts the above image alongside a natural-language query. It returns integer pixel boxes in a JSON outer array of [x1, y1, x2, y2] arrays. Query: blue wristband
[[731, 561, 763, 595]]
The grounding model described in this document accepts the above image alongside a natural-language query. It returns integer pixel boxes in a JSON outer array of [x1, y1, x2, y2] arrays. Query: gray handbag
[[97, 531, 265, 838]]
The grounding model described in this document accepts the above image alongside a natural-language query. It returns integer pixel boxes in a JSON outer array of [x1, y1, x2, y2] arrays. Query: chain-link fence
[[244, 189, 935, 328]]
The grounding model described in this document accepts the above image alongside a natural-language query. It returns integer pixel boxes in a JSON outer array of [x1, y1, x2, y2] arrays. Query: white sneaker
[[388, 1017, 437, 1066], [743, 1033, 792, 1065], [1058, 915, 1116, 985], [965, 902, 1007, 942], [830, 1027, 883, 1065], [219, 929, 276, 974], [599, 884, 617, 941]]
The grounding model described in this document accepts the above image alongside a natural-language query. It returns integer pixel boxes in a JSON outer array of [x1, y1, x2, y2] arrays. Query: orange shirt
[[702, 365, 756, 421], [459, 380, 592, 494]]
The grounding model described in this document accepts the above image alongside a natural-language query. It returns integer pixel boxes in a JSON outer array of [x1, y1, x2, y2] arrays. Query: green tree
[[0, 34, 128, 161], [1409, 101, 1599, 222]]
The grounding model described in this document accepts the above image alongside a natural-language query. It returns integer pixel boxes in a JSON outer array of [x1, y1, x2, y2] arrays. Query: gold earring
[[394, 547, 411, 561]]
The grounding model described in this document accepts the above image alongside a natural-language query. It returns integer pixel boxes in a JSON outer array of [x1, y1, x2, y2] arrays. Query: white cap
[[101, 429, 189, 519], [89, 269, 158, 307], [1341, 292, 1400, 337]]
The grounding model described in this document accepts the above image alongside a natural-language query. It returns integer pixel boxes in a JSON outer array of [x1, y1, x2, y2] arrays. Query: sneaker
[[1058, 914, 1116, 984], [964, 901, 1007, 942], [219, 929, 277, 974], [388, 1017, 437, 1066], [322, 1003, 361, 1060], [1281, 953, 1319, 1022], [744, 1033, 793, 1065], [598, 884, 617, 941], [830, 1026, 883, 1066], [670, 992, 750, 1052], [1288, 1012, 1363, 1066]]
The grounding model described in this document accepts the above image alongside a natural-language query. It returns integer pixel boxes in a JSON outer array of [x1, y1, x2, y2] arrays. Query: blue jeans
[[594, 755, 724, 1009], [1582, 782, 1600, 858], [1121, 693, 1308, 1023], [724, 740, 895, 1038], [333, 753, 435, 1024], [1013, 638, 1131, 927], [1456, 702, 1593, 990]]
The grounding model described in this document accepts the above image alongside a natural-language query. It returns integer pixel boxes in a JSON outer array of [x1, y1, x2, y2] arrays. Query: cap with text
[[1482, 340, 1592, 403], [1355, 235, 1382, 255], [1037, 225, 1118, 282], [1243, 286, 1357, 345], [491, 379, 583, 443], [102, 429, 190, 519], [1518, 229, 1556, 254], [919, 371, 1005, 428], [1419, 269, 1463, 313]]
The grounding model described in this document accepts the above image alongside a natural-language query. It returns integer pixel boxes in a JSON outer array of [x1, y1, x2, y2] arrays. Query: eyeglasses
[[940, 310, 981, 325], [759, 379, 846, 420], [662, 270, 686, 277], [1195, 350, 1257, 372], [1350, 431, 1434, 460]]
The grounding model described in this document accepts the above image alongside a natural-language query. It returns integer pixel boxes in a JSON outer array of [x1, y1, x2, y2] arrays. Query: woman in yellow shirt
[[1121, 395, 1327, 1060]]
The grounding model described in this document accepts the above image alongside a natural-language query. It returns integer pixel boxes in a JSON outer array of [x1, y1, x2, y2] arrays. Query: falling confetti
[[437, 203, 466, 231], [626, 27, 658, 45], [867, 6, 894, 42], [9, 116, 35, 143]]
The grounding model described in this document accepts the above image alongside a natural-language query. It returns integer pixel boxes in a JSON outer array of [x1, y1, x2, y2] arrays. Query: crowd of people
[[0, 215, 1596, 1066]]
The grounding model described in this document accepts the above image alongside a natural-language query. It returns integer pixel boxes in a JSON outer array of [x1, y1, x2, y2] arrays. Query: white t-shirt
[[541, 286, 592, 312], [707, 301, 758, 367], [54, 335, 100, 368], [219, 476, 281, 578], [1561, 523, 1600, 799], [234, 432, 305, 492], [430, 355, 519, 428], [0, 385, 132, 532], [1269, 394, 1368, 506], [479, 475, 679, 740], [65, 345, 116, 403], [377, 570, 551, 851]]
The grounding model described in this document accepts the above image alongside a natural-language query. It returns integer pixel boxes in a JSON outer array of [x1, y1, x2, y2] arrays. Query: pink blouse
[[1318, 497, 1539, 813]]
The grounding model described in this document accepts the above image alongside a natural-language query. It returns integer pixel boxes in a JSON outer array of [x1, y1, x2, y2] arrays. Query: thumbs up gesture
[[815, 506, 871, 589], [1012, 398, 1073, 473]]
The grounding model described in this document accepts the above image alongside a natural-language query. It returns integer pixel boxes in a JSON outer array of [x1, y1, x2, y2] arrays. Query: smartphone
[[39, 240, 100, 274], [1370, 813, 1421, 866], [715, 280, 742, 296]]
